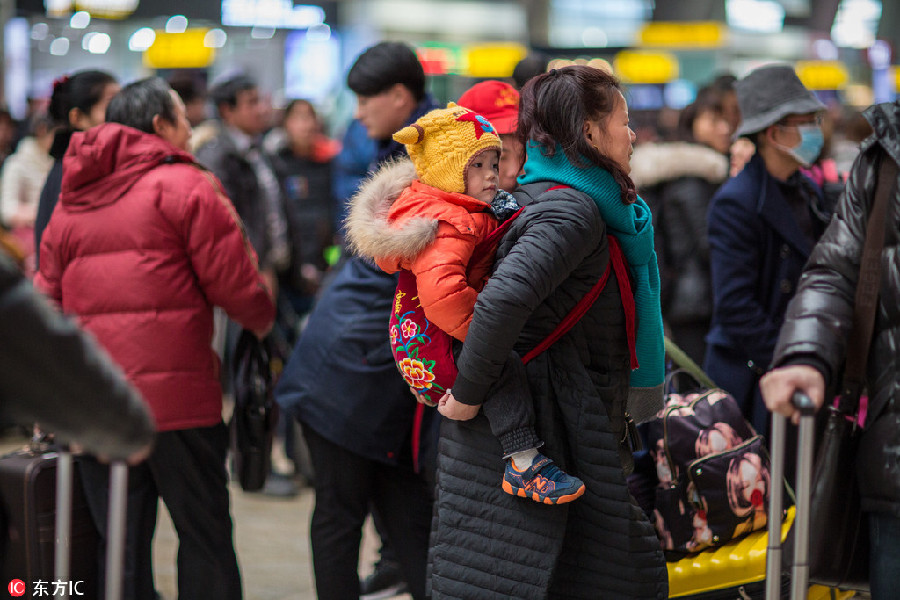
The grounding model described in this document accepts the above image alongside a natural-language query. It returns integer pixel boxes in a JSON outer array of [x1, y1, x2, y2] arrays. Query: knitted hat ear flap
[[394, 123, 427, 180], [393, 124, 425, 145]]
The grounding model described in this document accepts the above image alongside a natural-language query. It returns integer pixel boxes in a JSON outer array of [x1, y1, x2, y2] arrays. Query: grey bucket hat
[[734, 64, 825, 137]]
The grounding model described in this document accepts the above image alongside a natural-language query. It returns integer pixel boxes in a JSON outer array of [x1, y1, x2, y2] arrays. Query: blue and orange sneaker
[[502, 454, 585, 504]]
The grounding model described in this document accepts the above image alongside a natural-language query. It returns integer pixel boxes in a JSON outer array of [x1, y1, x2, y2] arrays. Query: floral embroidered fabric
[[389, 269, 458, 406]]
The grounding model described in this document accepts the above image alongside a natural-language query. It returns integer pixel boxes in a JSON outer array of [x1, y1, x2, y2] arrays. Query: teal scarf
[[519, 143, 664, 422]]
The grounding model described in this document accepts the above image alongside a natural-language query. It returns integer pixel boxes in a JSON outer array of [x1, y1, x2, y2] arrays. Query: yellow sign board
[[465, 43, 527, 78], [639, 21, 725, 48], [795, 61, 848, 90], [46, 0, 138, 19], [144, 29, 215, 70], [614, 51, 679, 84]]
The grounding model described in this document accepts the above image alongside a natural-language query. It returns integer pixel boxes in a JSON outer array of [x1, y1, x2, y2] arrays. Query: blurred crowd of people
[[1, 37, 897, 600]]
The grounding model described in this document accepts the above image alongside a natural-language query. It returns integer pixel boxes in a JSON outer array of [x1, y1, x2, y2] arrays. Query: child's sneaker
[[502, 454, 585, 504]]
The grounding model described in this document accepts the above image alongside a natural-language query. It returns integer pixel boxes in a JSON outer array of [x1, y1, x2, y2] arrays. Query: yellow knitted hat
[[393, 102, 501, 194]]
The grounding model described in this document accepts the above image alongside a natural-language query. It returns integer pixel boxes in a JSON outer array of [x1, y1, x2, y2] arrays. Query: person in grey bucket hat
[[703, 63, 834, 481], [734, 64, 825, 138]]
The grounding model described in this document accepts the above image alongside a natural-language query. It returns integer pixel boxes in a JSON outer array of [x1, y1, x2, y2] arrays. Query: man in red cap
[[458, 80, 524, 192]]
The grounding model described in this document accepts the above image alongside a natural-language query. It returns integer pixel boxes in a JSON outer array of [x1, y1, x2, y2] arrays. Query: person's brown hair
[[677, 86, 725, 144], [283, 98, 317, 123], [517, 65, 636, 204]]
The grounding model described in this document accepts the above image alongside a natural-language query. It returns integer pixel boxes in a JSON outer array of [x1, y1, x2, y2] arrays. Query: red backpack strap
[[609, 236, 638, 369], [412, 402, 424, 473], [472, 185, 572, 261], [473, 207, 524, 260], [522, 235, 637, 367]]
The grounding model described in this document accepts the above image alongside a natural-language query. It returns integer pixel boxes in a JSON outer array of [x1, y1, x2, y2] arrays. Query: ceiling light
[[250, 26, 275, 39], [31, 22, 49, 41], [86, 32, 111, 54], [581, 27, 608, 47], [726, 0, 785, 33], [128, 27, 156, 51], [204, 28, 228, 48], [306, 23, 330, 41], [832, 0, 882, 48], [69, 11, 91, 29], [50, 37, 70, 56], [165, 15, 188, 33]]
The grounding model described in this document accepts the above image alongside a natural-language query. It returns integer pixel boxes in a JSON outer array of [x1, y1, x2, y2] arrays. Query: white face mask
[[776, 123, 825, 167]]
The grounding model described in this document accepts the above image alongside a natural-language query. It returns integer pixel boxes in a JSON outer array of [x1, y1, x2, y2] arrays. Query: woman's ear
[[584, 119, 602, 147], [68, 107, 87, 130], [152, 113, 165, 137]]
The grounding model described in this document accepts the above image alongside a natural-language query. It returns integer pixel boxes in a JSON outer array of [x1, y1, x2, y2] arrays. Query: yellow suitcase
[[667, 506, 854, 600], [667, 504, 855, 598]]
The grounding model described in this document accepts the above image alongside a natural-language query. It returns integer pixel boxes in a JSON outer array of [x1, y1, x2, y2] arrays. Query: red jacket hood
[[61, 122, 196, 211]]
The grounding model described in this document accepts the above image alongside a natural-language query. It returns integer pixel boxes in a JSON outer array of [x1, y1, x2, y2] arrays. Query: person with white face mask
[[703, 64, 835, 482], [776, 117, 825, 167]]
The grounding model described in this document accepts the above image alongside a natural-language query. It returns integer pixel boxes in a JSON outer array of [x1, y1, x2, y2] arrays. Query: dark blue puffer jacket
[[275, 96, 440, 468]]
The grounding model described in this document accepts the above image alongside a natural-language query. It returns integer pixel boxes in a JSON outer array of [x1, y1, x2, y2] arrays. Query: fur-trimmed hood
[[630, 142, 729, 188], [345, 157, 434, 261]]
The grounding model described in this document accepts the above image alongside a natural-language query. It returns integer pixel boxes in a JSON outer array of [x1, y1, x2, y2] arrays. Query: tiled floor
[[1, 430, 410, 600], [153, 482, 316, 600]]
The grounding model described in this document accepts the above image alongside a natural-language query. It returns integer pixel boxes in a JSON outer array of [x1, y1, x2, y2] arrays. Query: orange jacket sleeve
[[408, 222, 478, 341]]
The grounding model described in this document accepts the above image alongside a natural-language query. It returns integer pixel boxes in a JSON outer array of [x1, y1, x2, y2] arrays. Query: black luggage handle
[[766, 391, 816, 600]]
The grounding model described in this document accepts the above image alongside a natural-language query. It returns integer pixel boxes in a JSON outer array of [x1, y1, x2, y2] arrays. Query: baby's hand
[[437, 390, 481, 421], [410, 386, 437, 407]]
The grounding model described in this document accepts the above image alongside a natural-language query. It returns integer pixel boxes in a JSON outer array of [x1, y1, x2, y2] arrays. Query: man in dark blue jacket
[[704, 64, 833, 436], [275, 41, 438, 600]]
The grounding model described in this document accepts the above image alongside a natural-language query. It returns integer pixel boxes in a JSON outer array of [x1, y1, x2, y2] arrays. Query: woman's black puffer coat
[[430, 183, 668, 599], [773, 100, 900, 518]]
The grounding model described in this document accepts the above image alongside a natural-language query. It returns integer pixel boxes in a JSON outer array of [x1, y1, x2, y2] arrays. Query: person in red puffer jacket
[[35, 77, 275, 600]]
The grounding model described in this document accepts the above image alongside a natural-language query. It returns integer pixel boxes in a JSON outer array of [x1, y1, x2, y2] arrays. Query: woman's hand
[[759, 365, 826, 425], [729, 138, 756, 177], [437, 390, 480, 421]]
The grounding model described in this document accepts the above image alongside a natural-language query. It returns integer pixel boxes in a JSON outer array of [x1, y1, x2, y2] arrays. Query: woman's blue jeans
[[869, 511, 900, 600]]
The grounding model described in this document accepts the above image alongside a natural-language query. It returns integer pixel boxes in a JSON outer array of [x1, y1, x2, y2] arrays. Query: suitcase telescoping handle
[[55, 452, 128, 600], [766, 391, 817, 600]]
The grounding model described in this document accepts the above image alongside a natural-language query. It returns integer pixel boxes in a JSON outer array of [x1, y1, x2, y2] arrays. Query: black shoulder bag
[[230, 330, 279, 492]]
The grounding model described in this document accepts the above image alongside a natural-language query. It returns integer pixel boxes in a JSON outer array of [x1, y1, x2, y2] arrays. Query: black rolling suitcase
[[0, 445, 99, 597], [0, 446, 128, 599]]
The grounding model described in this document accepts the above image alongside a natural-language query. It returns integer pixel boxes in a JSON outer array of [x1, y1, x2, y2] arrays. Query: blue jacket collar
[[745, 153, 821, 258]]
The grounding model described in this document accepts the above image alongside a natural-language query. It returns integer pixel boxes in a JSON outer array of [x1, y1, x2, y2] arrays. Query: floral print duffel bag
[[646, 387, 772, 554]]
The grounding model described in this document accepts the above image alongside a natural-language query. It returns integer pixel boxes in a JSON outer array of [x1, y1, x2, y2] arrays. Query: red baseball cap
[[457, 80, 519, 135]]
